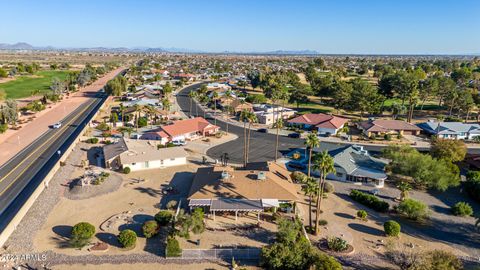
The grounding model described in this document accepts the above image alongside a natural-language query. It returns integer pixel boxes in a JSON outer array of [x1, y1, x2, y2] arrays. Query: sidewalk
[[0, 67, 125, 166]]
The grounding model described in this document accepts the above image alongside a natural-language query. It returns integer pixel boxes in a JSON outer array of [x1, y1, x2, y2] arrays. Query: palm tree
[[224, 90, 233, 133], [162, 98, 171, 112], [397, 181, 412, 201], [188, 91, 196, 117], [274, 118, 284, 161], [212, 91, 219, 126], [301, 177, 319, 231], [240, 110, 250, 167], [305, 132, 320, 177], [119, 103, 125, 126], [312, 151, 335, 235], [133, 104, 141, 132], [246, 111, 258, 163]]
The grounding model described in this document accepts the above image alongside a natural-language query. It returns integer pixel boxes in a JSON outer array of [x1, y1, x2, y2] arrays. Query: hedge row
[[349, 189, 389, 212]]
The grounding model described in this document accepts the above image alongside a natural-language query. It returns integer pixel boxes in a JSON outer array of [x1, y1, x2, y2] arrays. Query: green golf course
[[0, 70, 70, 99]]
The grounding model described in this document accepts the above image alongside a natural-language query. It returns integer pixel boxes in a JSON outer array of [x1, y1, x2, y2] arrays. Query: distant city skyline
[[1, 0, 479, 54]]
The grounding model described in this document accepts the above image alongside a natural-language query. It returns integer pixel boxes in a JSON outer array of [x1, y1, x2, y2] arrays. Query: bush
[[123, 167, 131, 174], [96, 122, 110, 131], [451, 202, 473, 217], [349, 189, 389, 212], [142, 220, 159, 238], [155, 210, 173, 226], [291, 171, 307, 183], [166, 236, 182, 257], [384, 134, 392, 141], [86, 137, 99, 144], [465, 171, 480, 203], [70, 222, 95, 247], [324, 182, 335, 193], [309, 250, 343, 270], [397, 199, 428, 220], [384, 220, 401, 237], [327, 237, 348, 252], [418, 250, 463, 270], [357, 210, 367, 220], [318, 219, 328, 226], [137, 117, 148, 127], [0, 123, 7, 134], [118, 229, 137, 248], [166, 200, 178, 210]]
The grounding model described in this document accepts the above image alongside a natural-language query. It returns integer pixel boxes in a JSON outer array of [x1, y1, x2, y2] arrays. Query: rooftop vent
[[257, 171, 266, 180]]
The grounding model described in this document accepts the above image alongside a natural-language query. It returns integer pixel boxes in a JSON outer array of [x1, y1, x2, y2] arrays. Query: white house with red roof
[[141, 117, 219, 144], [287, 113, 349, 135]]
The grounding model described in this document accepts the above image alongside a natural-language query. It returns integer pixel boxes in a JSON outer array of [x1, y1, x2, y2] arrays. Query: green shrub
[[349, 189, 389, 212], [318, 219, 328, 226], [96, 122, 110, 131], [123, 167, 131, 174], [155, 210, 173, 226], [0, 123, 7, 134], [465, 171, 480, 203], [291, 171, 307, 183], [327, 237, 348, 252], [166, 200, 178, 210], [118, 229, 137, 248], [70, 222, 95, 247], [451, 202, 473, 217], [417, 250, 463, 270], [191, 208, 205, 234], [397, 199, 428, 220], [357, 210, 368, 220], [384, 220, 401, 237], [309, 250, 343, 270], [142, 220, 159, 238], [137, 117, 148, 127], [384, 134, 392, 141], [324, 182, 335, 193], [86, 137, 99, 144], [166, 236, 182, 257]]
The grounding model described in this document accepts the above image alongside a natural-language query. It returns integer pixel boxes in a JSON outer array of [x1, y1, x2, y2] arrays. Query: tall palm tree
[[305, 132, 320, 177], [301, 177, 319, 231], [224, 90, 233, 133], [312, 151, 335, 235], [274, 118, 284, 161], [161, 98, 171, 112], [133, 104, 141, 132], [212, 91, 219, 126], [246, 111, 258, 163], [240, 110, 250, 167], [188, 91, 196, 117]]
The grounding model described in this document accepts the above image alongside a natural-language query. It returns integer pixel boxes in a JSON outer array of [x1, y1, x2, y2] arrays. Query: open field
[[0, 70, 69, 99]]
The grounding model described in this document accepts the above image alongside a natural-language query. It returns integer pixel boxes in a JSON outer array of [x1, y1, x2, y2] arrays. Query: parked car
[[172, 140, 186, 146], [257, 128, 268, 133], [51, 122, 62, 129], [369, 189, 379, 196], [288, 133, 300, 138]]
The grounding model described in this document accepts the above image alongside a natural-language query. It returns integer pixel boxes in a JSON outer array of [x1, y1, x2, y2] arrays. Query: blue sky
[[1, 0, 479, 54]]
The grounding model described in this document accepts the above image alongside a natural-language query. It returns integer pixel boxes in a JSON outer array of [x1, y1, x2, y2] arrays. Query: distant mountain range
[[0, 42, 321, 55]]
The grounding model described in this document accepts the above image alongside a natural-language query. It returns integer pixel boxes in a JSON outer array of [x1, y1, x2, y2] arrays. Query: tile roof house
[[103, 138, 187, 171], [417, 121, 480, 140], [356, 119, 421, 137], [288, 113, 349, 135], [142, 117, 219, 143], [188, 162, 299, 218]]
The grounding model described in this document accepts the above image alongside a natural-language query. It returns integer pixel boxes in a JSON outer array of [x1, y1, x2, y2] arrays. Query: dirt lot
[[34, 163, 199, 256]]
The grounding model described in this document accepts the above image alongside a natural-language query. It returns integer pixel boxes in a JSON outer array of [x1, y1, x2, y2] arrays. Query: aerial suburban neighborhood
[[0, 1, 479, 270]]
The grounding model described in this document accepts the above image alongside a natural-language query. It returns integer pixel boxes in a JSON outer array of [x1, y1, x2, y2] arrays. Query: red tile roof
[[288, 113, 348, 129], [161, 117, 219, 137], [358, 119, 421, 132]]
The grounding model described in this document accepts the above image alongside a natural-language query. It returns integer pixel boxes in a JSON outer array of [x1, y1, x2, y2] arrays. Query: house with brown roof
[[356, 119, 421, 137], [142, 117, 219, 143], [188, 162, 299, 220], [288, 113, 349, 135]]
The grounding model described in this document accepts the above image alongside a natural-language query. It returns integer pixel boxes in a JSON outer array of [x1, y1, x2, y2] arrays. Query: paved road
[[177, 84, 306, 163], [0, 88, 115, 234]]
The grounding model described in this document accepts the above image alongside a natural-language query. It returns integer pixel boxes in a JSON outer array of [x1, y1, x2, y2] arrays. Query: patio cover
[[189, 199, 212, 207], [210, 199, 263, 211], [261, 199, 280, 208]]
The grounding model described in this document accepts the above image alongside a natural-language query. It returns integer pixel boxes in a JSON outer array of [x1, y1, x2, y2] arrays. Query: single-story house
[[142, 117, 219, 143], [103, 138, 187, 171], [356, 119, 421, 137], [254, 108, 297, 125], [417, 121, 480, 140], [288, 113, 349, 135], [311, 144, 388, 188], [188, 162, 299, 220]]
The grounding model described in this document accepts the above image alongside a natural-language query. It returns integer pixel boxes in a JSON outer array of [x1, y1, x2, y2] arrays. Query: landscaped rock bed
[[65, 172, 123, 200]]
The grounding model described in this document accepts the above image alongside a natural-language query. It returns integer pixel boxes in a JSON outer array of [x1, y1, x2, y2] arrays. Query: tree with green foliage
[[430, 138, 466, 163], [312, 151, 336, 234], [397, 181, 412, 201], [191, 208, 205, 234], [166, 236, 182, 257], [70, 222, 96, 247], [118, 229, 137, 248], [349, 78, 383, 118], [397, 199, 428, 220], [0, 67, 8, 78], [330, 79, 353, 113], [301, 177, 319, 231], [154, 210, 173, 226], [465, 170, 480, 203], [305, 133, 320, 177], [384, 145, 460, 191], [451, 202, 473, 217]]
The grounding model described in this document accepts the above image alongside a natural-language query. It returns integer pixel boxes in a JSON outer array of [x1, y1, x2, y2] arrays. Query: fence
[[180, 248, 261, 260]]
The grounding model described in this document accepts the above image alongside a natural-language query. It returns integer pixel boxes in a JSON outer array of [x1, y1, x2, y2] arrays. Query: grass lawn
[[0, 70, 70, 99]]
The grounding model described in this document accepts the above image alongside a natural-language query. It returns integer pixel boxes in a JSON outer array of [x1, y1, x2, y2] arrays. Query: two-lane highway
[[0, 92, 107, 233]]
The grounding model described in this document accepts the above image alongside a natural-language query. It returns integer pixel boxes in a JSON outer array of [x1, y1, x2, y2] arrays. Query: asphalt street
[[0, 92, 107, 233]]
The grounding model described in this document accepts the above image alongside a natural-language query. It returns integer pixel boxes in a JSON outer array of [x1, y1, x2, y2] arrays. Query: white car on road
[[51, 122, 62, 129]]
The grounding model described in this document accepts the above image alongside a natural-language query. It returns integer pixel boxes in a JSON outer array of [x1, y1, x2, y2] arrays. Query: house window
[[336, 172, 343, 178], [132, 163, 136, 165]]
